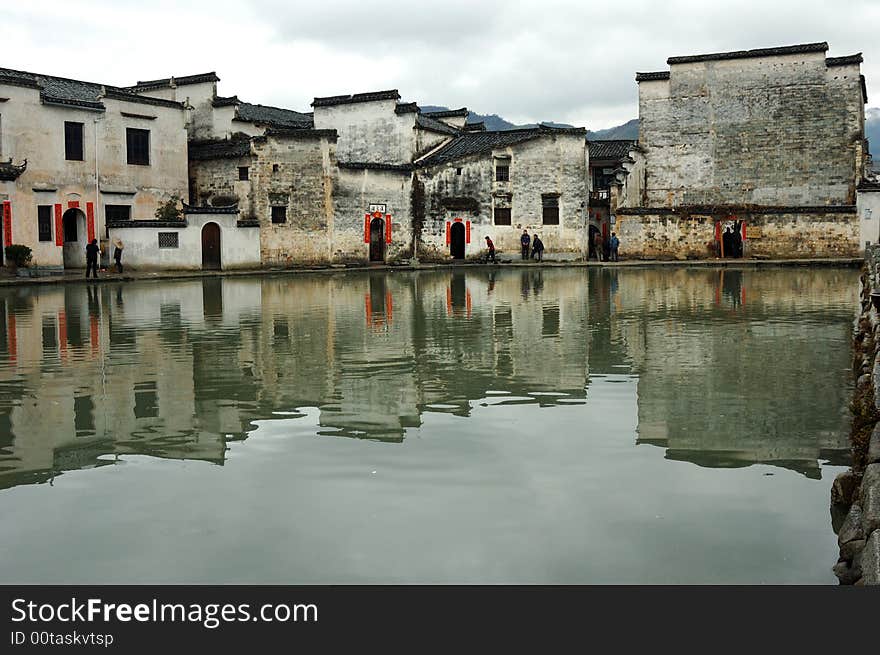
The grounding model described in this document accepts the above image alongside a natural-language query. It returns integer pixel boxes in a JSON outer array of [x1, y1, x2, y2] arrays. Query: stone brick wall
[[189, 156, 255, 216], [616, 209, 859, 259], [639, 52, 865, 208], [418, 133, 587, 261], [249, 132, 337, 265]]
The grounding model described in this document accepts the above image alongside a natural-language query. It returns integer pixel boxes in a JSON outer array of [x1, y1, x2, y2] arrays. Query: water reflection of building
[[599, 267, 856, 477], [0, 266, 857, 490]]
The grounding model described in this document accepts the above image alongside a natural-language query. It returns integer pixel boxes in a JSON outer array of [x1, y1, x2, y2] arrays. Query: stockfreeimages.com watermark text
[[10, 597, 318, 638]]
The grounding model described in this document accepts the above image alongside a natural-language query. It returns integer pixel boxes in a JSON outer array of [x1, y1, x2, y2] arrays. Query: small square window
[[456, 167, 462, 175], [158, 232, 179, 248], [272, 164, 279, 173], [37, 205, 53, 241], [238, 166, 249, 181], [495, 165, 509, 182], [494, 207, 511, 225], [271, 206, 287, 224]]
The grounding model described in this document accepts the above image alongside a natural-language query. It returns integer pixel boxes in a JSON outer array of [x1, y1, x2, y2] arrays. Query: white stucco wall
[[313, 99, 416, 164], [108, 213, 260, 270], [858, 188, 880, 250]]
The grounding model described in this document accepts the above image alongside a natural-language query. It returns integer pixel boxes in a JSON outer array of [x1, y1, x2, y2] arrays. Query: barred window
[[158, 232, 179, 248], [495, 164, 509, 182], [542, 195, 559, 225], [38, 205, 53, 241], [494, 207, 511, 225]]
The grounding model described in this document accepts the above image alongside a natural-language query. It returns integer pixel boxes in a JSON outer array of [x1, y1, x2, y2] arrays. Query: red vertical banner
[[741, 222, 747, 240], [2, 201, 11, 247], [54, 204, 63, 246], [58, 310, 68, 361], [68, 201, 80, 210], [363, 214, 370, 243], [445, 222, 451, 245], [90, 315, 99, 356], [465, 221, 471, 244], [602, 222, 608, 239], [86, 202, 95, 242], [7, 314, 16, 364], [385, 214, 392, 244]]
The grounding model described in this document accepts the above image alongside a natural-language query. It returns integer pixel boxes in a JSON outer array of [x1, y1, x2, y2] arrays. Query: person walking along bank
[[484, 235, 497, 263], [520, 230, 531, 260], [85, 239, 100, 279], [113, 238, 124, 273]]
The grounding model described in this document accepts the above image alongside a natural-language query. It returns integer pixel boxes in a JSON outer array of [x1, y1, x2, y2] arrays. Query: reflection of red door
[[369, 218, 385, 262], [202, 222, 221, 270]]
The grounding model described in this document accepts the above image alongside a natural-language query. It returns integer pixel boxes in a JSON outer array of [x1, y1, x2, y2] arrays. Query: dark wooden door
[[450, 222, 465, 259], [201, 222, 221, 270], [369, 218, 385, 262]]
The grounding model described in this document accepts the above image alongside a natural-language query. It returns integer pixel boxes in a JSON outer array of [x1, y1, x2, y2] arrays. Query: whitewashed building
[[0, 67, 189, 269]]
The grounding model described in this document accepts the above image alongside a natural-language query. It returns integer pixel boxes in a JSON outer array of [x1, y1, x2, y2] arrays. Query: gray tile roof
[[588, 139, 637, 162], [188, 138, 252, 160], [667, 42, 828, 65], [312, 90, 400, 107], [128, 72, 220, 92], [418, 125, 585, 166], [827, 54, 863, 67], [395, 102, 420, 114], [0, 158, 27, 181], [423, 108, 468, 119], [635, 71, 670, 82], [0, 66, 185, 110], [415, 113, 461, 136], [234, 102, 313, 129]]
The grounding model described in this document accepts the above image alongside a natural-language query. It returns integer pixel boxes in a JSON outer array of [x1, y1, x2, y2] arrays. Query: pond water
[[0, 266, 858, 583]]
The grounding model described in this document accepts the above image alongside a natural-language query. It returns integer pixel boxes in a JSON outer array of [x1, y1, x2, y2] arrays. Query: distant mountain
[[587, 119, 639, 140]]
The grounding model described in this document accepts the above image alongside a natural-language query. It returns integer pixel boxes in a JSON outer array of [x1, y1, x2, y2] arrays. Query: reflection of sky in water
[[0, 266, 860, 583]]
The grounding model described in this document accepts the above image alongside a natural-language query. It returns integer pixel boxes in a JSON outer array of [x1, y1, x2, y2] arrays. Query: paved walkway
[[0, 257, 863, 287]]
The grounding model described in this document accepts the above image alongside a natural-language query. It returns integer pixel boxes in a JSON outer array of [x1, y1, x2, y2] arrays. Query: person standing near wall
[[113, 238, 124, 273], [610, 233, 620, 262], [85, 239, 100, 279], [531, 234, 545, 262], [520, 230, 531, 260]]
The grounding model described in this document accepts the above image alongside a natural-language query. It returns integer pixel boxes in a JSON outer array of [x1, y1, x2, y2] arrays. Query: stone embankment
[[833, 245, 880, 584]]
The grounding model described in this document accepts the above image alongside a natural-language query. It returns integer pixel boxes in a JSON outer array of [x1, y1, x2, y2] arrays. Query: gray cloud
[[2, 0, 878, 130]]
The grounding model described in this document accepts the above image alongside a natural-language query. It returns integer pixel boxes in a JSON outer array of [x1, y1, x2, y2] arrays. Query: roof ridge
[[667, 42, 828, 65]]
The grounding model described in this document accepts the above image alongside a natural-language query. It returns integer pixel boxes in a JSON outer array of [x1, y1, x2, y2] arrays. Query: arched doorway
[[450, 222, 465, 259], [202, 222, 221, 270], [62, 208, 87, 269], [369, 217, 385, 262]]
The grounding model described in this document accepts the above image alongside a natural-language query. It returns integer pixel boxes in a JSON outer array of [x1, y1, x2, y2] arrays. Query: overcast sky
[[2, 0, 877, 129]]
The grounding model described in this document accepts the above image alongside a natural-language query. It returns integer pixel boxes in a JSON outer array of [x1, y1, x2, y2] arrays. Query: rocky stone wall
[[615, 209, 859, 259], [832, 244, 880, 584]]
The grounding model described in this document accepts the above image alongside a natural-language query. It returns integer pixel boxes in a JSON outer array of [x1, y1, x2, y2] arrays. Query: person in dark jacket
[[531, 235, 545, 262], [609, 233, 620, 262], [520, 230, 531, 260], [85, 239, 100, 279]]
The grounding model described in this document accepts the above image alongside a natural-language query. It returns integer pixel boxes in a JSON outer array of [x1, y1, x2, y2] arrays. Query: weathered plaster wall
[[418, 134, 587, 260], [0, 81, 188, 266], [858, 189, 880, 250], [108, 213, 260, 270], [615, 209, 859, 259], [313, 100, 416, 164], [333, 167, 413, 262], [638, 53, 865, 208]]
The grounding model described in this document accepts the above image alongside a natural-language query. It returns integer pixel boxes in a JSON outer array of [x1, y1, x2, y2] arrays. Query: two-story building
[[0, 67, 189, 269]]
